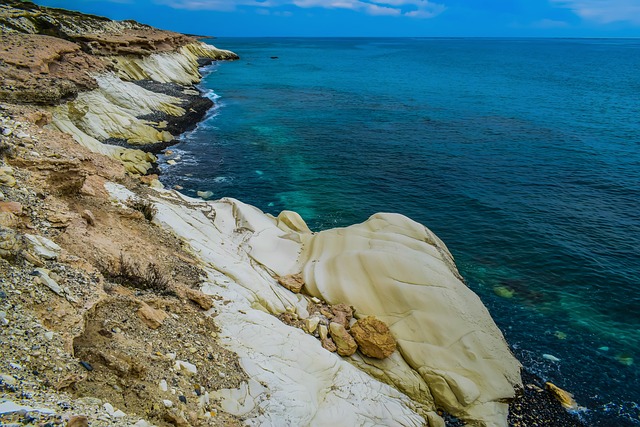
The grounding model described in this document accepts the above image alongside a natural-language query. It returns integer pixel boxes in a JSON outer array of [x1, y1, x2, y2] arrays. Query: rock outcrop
[[0, 0, 238, 175]]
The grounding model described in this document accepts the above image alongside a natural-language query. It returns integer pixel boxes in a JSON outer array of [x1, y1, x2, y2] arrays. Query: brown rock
[[67, 415, 89, 427], [0, 201, 22, 214], [140, 174, 159, 186], [0, 212, 19, 228], [185, 288, 213, 310], [277, 273, 305, 293], [329, 322, 357, 357], [545, 382, 578, 410], [81, 209, 95, 226], [321, 337, 337, 353], [330, 303, 353, 328], [350, 316, 397, 359], [137, 303, 168, 329]]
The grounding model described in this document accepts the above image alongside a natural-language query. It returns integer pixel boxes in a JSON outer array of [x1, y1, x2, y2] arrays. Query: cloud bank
[[155, 0, 446, 18], [551, 0, 640, 24]]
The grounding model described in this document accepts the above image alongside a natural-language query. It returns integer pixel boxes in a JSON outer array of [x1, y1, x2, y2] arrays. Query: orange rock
[[0, 201, 22, 214], [67, 415, 88, 427], [350, 317, 397, 359], [277, 273, 305, 293], [321, 337, 337, 353], [330, 303, 353, 328], [137, 302, 168, 329], [185, 288, 213, 310], [545, 382, 578, 410]]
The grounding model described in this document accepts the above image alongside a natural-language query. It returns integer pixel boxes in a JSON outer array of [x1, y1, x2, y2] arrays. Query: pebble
[[162, 400, 173, 408], [196, 190, 213, 199], [44, 331, 54, 340], [159, 379, 168, 392], [542, 354, 561, 362], [79, 361, 93, 371], [1, 374, 17, 385], [178, 395, 187, 403]]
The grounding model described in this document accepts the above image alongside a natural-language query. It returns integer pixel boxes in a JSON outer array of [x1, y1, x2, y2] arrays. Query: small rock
[[34, 268, 63, 296], [79, 361, 93, 371], [184, 288, 213, 310], [137, 303, 168, 329], [318, 324, 328, 341], [163, 399, 173, 408], [277, 273, 305, 293], [174, 360, 197, 375], [44, 331, 54, 340], [67, 415, 89, 427], [0, 201, 22, 214], [173, 185, 183, 190], [178, 395, 187, 403], [196, 190, 213, 199], [543, 353, 561, 362], [24, 234, 61, 260], [167, 160, 177, 166], [545, 382, 578, 410], [321, 337, 337, 353], [330, 303, 353, 328], [350, 316, 397, 359], [1, 374, 17, 386], [305, 317, 320, 334], [103, 403, 115, 415], [113, 409, 126, 418], [159, 379, 168, 392], [81, 210, 95, 226], [329, 322, 357, 356]]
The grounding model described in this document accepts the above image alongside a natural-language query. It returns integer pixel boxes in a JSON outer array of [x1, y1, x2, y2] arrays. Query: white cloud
[[155, 0, 445, 18], [551, 0, 640, 24]]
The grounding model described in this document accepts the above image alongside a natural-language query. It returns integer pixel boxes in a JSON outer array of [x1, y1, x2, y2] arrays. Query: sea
[[158, 38, 640, 426]]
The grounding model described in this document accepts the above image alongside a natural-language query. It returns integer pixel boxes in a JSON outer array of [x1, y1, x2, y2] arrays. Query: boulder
[[329, 322, 357, 357], [350, 316, 397, 359]]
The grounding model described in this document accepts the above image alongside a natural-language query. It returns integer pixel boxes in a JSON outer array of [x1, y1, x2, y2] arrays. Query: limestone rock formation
[[297, 213, 522, 426], [351, 316, 397, 359], [0, 1, 238, 175]]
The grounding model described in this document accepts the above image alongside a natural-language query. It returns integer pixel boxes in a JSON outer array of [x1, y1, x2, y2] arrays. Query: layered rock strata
[[0, 0, 238, 174]]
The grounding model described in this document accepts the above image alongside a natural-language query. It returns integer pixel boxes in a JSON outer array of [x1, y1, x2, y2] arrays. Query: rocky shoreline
[[0, 1, 589, 426]]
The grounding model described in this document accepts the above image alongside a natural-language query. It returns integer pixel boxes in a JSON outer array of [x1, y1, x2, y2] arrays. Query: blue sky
[[35, 0, 640, 37]]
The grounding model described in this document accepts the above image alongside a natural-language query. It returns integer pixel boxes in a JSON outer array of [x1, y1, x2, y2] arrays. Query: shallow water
[[160, 38, 640, 426]]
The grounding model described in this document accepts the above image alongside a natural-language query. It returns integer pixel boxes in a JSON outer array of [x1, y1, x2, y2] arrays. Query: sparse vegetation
[[100, 253, 172, 295], [127, 197, 157, 221]]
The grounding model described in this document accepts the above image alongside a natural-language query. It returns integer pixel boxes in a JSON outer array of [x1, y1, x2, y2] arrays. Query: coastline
[[0, 2, 589, 426]]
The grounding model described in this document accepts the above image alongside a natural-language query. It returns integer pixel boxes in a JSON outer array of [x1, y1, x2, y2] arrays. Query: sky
[[34, 0, 640, 37]]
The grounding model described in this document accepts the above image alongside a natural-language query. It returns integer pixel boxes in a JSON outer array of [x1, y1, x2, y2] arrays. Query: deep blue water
[[159, 38, 640, 426]]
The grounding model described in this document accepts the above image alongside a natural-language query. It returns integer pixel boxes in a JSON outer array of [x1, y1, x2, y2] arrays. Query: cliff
[[0, 3, 584, 427]]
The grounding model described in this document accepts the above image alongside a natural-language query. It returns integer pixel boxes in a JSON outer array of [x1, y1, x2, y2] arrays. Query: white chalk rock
[[24, 234, 61, 260], [151, 193, 433, 426], [296, 213, 521, 426]]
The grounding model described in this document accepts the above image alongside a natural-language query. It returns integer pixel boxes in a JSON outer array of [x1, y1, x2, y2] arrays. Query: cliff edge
[[1, 3, 586, 427]]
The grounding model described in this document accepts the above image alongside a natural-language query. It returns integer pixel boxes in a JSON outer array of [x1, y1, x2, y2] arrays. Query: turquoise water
[[159, 38, 640, 425]]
